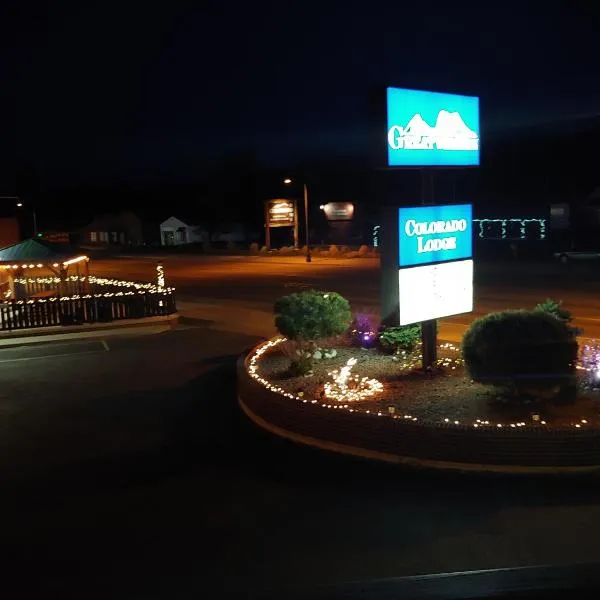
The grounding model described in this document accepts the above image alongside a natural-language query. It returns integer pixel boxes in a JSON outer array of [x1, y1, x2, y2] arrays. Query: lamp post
[[284, 178, 311, 262]]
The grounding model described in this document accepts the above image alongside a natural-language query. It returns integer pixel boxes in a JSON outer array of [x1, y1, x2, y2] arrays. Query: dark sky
[[5, 1, 600, 188]]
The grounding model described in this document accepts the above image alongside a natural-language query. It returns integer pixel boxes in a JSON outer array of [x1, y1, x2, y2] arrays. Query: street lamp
[[284, 178, 311, 262]]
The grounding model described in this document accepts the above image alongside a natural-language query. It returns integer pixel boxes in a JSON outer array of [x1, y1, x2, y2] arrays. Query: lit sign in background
[[387, 87, 480, 167], [267, 199, 295, 227], [397, 204, 473, 326], [322, 202, 354, 221], [398, 204, 472, 267]]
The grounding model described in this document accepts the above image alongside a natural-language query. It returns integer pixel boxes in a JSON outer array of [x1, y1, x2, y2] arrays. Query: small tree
[[274, 290, 351, 375]]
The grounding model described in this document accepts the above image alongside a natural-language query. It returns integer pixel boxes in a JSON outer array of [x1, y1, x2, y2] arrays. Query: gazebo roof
[[0, 239, 87, 266]]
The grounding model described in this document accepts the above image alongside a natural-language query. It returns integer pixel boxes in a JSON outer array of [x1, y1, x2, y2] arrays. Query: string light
[[2, 274, 175, 304], [323, 357, 383, 402], [247, 337, 597, 432], [156, 264, 165, 289], [473, 218, 547, 240], [62, 255, 89, 267]]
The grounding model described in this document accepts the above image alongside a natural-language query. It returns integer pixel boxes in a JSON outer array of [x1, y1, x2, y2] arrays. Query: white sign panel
[[398, 259, 473, 325]]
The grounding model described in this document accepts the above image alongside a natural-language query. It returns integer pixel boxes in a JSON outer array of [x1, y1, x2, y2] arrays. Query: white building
[[159, 216, 206, 246]]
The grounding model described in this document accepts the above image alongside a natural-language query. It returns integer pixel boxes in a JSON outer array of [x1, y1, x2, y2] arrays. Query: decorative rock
[[329, 349, 337, 358], [313, 350, 323, 360]]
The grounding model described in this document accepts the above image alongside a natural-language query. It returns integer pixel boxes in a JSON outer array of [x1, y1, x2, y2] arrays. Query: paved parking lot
[[4, 257, 600, 597]]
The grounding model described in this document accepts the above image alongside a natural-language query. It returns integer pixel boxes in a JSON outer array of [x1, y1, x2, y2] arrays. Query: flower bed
[[250, 338, 600, 431]]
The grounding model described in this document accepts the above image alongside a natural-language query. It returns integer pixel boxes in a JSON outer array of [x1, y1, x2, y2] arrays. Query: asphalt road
[[4, 255, 600, 598], [93, 254, 600, 338]]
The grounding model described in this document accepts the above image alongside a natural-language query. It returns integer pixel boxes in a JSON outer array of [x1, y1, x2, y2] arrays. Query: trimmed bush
[[275, 290, 352, 376], [358, 245, 369, 257], [462, 310, 578, 393], [379, 324, 421, 353], [275, 290, 351, 341], [249, 242, 259, 254]]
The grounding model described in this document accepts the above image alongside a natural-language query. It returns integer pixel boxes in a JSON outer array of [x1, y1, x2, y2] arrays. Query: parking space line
[[0, 349, 104, 364]]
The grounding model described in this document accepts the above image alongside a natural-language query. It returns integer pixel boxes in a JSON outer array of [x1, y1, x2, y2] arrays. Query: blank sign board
[[398, 259, 473, 325]]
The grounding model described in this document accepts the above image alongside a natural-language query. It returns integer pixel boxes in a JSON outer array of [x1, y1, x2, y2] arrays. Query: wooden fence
[[0, 292, 176, 331]]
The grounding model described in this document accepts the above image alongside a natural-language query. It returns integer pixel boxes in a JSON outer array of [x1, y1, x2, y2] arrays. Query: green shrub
[[379, 324, 421, 353], [462, 310, 578, 394], [275, 290, 351, 376], [274, 290, 351, 342], [287, 353, 313, 376]]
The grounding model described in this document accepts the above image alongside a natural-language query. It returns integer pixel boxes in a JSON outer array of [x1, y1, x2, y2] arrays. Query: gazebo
[[0, 239, 175, 332], [0, 239, 89, 300]]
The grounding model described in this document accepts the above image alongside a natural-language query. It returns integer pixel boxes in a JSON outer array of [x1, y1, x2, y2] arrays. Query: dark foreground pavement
[[2, 324, 600, 598]]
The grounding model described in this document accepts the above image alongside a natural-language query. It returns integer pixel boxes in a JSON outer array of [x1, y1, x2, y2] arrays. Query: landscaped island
[[238, 291, 600, 472]]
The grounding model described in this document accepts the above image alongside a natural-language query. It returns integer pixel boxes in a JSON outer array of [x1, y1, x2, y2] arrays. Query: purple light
[[363, 334, 371, 341]]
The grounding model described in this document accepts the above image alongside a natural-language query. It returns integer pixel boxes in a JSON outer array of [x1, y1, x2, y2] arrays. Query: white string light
[[2, 275, 175, 303], [247, 337, 596, 431], [324, 357, 383, 402]]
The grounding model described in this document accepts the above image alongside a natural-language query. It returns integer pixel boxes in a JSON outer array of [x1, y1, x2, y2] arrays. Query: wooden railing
[[0, 290, 176, 331]]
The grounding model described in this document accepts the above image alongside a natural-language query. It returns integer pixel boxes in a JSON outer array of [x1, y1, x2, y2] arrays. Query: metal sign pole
[[293, 199, 299, 249], [421, 169, 437, 370], [264, 201, 271, 250]]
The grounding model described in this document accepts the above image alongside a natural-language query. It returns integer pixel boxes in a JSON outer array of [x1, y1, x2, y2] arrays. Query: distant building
[[82, 211, 143, 246], [160, 216, 207, 246], [0, 218, 20, 248]]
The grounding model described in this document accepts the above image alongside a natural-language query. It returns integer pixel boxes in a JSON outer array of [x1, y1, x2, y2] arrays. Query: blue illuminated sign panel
[[387, 88, 480, 167], [398, 204, 472, 267]]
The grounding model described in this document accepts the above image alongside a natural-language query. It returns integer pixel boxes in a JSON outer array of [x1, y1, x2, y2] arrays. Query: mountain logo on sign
[[388, 110, 479, 151]]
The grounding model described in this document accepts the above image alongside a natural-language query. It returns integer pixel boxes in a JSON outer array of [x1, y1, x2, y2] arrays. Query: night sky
[[5, 1, 600, 189]]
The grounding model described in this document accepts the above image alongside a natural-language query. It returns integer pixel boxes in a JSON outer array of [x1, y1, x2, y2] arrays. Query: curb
[[0, 313, 179, 348], [237, 341, 600, 476], [238, 394, 600, 475]]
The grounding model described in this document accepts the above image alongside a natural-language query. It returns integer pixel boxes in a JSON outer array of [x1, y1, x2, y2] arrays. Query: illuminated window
[[90, 231, 97, 242], [99, 231, 108, 242]]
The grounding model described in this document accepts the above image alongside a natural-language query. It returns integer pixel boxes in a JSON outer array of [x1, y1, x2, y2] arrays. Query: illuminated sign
[[267, 199, 295, 227], [322, 202, 354, 221], [387, 87, 480, 167], [399, 259, 473, 325], [395, 204, 473, 325], [399, 204, 472, 267]]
